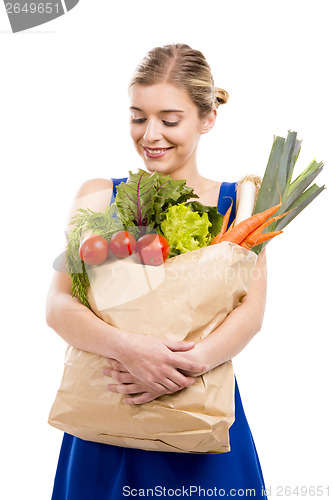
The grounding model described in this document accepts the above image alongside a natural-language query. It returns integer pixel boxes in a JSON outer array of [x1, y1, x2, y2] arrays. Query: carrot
[[240, 241, 252, 250], [241, 230, 283, 250], [220, 199, 233, 236], [241, 209, 292, 248], [225, 220, 235, 234], [252, 230, 283, 245], [210, 202, 282, 246], [210, 199, 234, 245]]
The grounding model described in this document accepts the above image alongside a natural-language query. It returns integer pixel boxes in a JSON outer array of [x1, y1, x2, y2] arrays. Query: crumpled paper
[[48, 241, 257, 454]]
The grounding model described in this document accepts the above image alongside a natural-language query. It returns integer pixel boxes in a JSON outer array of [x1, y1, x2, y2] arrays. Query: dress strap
[[110, 177, 128, 205], [217, 182, 237, 229]]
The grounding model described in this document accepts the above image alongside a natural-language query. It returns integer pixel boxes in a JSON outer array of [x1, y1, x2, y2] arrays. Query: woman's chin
[[144, 162, 172, 175]]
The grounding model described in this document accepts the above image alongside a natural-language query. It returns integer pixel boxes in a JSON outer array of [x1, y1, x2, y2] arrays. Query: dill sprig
[[65, 204, 131, 307]]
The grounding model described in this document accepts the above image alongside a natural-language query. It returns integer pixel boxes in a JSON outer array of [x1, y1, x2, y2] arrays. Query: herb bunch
[[66, 203, 131, 307]]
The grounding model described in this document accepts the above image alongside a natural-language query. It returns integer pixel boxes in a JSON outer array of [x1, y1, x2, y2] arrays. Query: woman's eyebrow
[[160, 109, 184, 114], [129, 106, 184, 113]]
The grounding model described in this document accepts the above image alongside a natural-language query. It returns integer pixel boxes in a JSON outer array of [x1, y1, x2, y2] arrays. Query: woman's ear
[[200, 109, 217, 134]]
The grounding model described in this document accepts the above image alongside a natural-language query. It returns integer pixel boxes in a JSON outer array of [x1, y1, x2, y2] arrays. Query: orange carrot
[[210, 202, 282, 246], [241, 230, 283, 250], [220, 199, 233, 237], [253, 230, 283, 245], [240, 241, 252, 250], [225, 220, 235, 234], [241, 209, 292, 248], [210, 200, 234, 245]]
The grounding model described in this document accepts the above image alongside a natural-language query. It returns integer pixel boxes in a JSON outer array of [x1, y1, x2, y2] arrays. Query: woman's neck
[[169, 167, 221, 207], [165, 161, 207, 196]]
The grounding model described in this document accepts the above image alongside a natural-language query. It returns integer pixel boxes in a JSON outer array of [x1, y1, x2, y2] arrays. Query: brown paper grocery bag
[[49, 242, 257, 454]]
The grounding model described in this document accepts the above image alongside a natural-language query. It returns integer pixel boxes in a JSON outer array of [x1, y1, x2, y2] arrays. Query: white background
[[1, 1, 332, 499]]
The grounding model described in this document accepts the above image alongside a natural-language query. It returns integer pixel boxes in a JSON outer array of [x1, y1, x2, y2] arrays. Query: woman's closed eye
[[131, 118, 179, 127], [162, 120, 179, 127], [131, 118, 146, 124]]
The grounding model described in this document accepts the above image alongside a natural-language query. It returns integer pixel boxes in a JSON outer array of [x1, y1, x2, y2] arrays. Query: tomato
[[134, 233, 170, 266], [109, 230, 137, 259], [79, 235, 110, 266]]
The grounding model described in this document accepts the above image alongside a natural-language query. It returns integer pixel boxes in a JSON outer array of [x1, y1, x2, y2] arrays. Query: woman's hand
[[104, 358, 195, 404], [111, 334, 208, 396], [104, 342, 208, 404], [173, 343, 208, 377]]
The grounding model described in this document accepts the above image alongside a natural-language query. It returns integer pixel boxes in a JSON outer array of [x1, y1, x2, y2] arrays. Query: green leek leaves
[[253, 131, 325, 254]]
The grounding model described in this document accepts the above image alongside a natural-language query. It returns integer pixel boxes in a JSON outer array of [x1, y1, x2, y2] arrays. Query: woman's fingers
[[106, 358, 126, 371], [106, 336, 207, 392], [165, 340, 195, 352], [107, 383, 146, 395], [173, 353, 208, 376], [120, 377, 197, 405], [103, 368, 137, 383], [145, 369, 194, 393], [106, 370, 196, 399], [104, 352, 203, 392], [104, 367, 193, 392], [123, 392, 161, 405]]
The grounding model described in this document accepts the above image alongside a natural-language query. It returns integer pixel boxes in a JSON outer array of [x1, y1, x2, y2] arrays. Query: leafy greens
[[160, 204, 212, 256], [66, 168, 224, 306], [114, 168, 224, 239]]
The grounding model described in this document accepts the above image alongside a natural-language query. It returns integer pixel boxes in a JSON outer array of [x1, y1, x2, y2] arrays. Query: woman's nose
[[143, 119, 163, 143]]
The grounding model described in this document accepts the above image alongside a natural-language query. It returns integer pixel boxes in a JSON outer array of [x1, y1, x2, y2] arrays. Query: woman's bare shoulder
[[75, 178, 114, 198], [69, 178, 115, 217]]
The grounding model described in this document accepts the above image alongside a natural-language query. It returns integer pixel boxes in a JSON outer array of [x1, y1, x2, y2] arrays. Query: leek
[[252, 130, 325, 254]]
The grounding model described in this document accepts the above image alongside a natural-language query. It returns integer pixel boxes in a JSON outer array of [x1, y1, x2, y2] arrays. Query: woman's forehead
[[129, 83, 194, 112]]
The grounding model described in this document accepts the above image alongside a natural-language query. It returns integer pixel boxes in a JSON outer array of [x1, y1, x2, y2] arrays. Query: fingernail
[[103, 369, 108, 376]]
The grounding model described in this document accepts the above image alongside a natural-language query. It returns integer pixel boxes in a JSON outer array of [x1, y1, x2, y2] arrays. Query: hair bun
[[214, 87, 229, 107]]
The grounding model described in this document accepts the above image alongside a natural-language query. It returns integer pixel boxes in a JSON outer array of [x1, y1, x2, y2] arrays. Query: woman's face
[[129, 83, 215, 178]]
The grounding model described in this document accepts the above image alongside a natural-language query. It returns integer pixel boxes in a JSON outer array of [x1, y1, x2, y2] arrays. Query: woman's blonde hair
[[129, 43, 229, 117]]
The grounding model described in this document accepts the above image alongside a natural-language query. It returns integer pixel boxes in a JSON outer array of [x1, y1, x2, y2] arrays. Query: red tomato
[[79, 235, 110, 266], [134, 233, 170, 266], [109, 230, 137, 259]]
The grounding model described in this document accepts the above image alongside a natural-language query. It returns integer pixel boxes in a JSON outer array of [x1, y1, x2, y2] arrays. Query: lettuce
[[160, 203, 212, 256]]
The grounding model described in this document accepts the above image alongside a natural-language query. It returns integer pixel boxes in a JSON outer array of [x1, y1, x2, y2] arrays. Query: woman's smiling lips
[[142, 146, 174, 159]]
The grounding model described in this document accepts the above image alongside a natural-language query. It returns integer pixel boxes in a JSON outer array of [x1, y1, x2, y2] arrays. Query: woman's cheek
[[129, 126, 138, 143], [130, 128, 142, 154]]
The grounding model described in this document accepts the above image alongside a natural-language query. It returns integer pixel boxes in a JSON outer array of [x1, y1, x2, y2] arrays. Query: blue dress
[[51, 179, 267, 500]]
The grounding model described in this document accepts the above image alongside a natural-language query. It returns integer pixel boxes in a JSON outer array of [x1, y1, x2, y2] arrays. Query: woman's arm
[[184, 248, 267, 372], [46, 178, 206, 394], [106, 248, 267, 404]]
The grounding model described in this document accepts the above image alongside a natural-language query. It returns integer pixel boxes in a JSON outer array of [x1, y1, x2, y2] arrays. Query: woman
[[47, 43, 267, 499]]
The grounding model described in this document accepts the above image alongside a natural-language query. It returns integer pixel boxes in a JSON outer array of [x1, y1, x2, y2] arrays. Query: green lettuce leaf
[[185, 201, 224, 238], [160, 203, 212, 256]]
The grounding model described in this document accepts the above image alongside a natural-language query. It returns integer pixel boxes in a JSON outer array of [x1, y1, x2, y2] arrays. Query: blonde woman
[[47, 44, 267, 499]]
